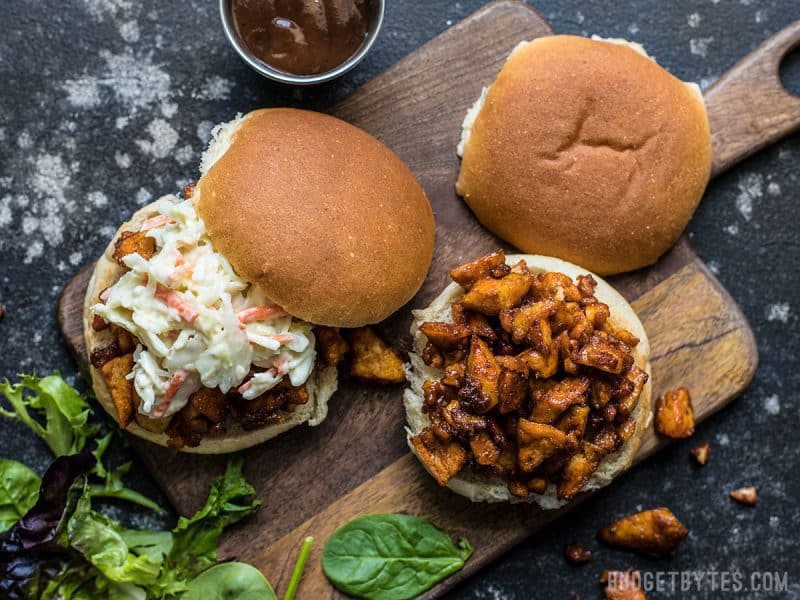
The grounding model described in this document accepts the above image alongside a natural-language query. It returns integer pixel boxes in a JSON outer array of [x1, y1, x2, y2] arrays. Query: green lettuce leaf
[[0, 374, 99, 456], [0, 459, 40, 533], [67, 494, 164, 586], [2, 451, 261, 600], [158, 456, 261, 594], [39, 560, 100, 600], [88, 434, 164, 513]]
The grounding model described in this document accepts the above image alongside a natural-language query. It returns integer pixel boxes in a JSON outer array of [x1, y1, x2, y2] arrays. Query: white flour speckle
[[17, 131, 33, 149], [628, 23, 640, 35], [707, 260, 720, 275], [22, 215, 38, 235], [716, 432, 730, 446], [576, 11, 585, 24], [700, 75, 717, 90], [31, 154, 71, 203], [88, 191, 108, 208], [690, 37, 713, 58], [0, 196, 11, 227], [118, 20, 140, 42], [136, 118, 179, 159], [724, 224, 739, 235], [135, 188, 153, 204], [100, 225, 116, 239], [196, 120, 214, 144], [160, 101, 178, 118], [69, 251, 83, 266], [763, 394, 780, 415], [735, 172, 763, 221], [766, 302, 791, 323], [63, 49, 172, 114], [63, 78, 101, 109], [472, 583, 506, 600], [115, 152, 131, 168], [769, 516, 780, 528], [116, 116, 129, 129], [80, 0, 132, 20], [688, 13, 701, 27], [175, 145, 194, 166], [24, 241, 44, 264], [767, 182, 781, 196], [755, 9, 768, 23], [194, 76, 235, 101]]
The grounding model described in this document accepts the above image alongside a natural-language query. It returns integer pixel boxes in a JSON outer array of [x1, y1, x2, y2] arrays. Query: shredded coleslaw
[[92, 194, 316, 418]]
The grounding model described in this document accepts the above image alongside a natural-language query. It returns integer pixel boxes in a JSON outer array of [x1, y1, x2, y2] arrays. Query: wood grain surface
[[706, 19, 800, 176], [57, 2, 800, 597]]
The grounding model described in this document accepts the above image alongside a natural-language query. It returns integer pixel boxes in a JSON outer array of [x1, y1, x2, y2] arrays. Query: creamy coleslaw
[[92, 194, 316, 418]]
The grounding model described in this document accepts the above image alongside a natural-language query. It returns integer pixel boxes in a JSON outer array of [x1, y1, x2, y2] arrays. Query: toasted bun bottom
[[404, 254, 652, 507], [84, 202, 337, 454]]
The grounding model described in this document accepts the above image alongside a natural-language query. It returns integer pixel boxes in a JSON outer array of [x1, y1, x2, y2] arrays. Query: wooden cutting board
[[58, 2, 800, 597]]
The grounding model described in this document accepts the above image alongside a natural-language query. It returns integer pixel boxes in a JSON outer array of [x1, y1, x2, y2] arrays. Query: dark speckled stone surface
[[1, 1, 798, 598]]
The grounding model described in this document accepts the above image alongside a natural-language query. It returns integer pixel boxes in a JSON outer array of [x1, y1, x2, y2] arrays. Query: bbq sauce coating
[[231, 0, 372, 76]]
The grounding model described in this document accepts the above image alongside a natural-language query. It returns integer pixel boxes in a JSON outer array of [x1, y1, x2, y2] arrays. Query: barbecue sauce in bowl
[[231, 0, 372, 76]]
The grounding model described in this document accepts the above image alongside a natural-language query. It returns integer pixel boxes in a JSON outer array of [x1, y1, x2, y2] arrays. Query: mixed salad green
[[0, 374, 267, 599], [1, 373, 472, 599]]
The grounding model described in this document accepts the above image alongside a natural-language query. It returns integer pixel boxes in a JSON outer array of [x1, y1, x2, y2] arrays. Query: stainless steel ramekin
[[219, 0, 385, 85]]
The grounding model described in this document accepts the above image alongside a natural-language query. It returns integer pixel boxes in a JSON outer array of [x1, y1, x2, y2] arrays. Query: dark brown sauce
[[231, 0, 372, 76]]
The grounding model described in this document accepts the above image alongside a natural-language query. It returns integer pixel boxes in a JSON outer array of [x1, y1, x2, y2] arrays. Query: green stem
[[88, 485, 165, 513], [283, 536, 313, 600]]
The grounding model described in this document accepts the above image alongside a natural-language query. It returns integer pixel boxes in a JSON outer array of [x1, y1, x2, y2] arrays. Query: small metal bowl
[[219, 0, 385, 85]]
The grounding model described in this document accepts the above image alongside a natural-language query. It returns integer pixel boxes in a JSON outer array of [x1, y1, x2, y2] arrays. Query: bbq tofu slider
[[405, 251, 651, 507], [86, 108, 435, 453]]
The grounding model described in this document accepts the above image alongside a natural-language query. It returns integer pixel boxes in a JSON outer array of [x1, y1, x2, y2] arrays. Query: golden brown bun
[[456, 36, 712, 275], [196, 108, 435, 327], [84, 203, 338, 454], [404, 254, 652, 507]]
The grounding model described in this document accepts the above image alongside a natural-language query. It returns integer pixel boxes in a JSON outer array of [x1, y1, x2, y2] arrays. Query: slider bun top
[[196, 108, 436, 327], [456, 36, 712, 275]]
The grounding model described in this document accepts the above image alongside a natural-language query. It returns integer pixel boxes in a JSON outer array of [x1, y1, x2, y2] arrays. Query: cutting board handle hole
[[779, 46, 800, 99]]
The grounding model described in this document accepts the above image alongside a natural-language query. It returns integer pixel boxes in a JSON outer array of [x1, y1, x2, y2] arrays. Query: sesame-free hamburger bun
[[197, 108, 436, 327], [84, 108, 434, 453], [456, 36, 712, 275]]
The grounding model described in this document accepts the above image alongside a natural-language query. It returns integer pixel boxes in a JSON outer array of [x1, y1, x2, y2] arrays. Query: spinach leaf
[[0, 460, 40, 533], [322, 514, 473, 600], [183, 563, 276, 600], [0, 375, 98, 456]]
